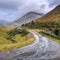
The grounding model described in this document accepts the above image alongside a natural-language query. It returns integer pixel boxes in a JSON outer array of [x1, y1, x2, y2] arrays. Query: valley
[[0, 4, 60, 60]]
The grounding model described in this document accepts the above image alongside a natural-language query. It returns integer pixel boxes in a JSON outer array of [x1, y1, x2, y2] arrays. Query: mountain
[[10, 12, 43, 26], [24, 5, 60, 29], [35, 5, 60, 23], [0, 20, 9, 25]]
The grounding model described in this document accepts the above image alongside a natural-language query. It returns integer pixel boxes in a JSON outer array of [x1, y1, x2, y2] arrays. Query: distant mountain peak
[[10, 12, 43, 26], [24, 12, 44, 15], [15, 12, 43, 22]]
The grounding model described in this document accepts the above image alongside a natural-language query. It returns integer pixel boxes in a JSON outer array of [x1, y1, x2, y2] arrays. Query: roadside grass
[[35, 29, 60, 43], [0, 25, 35, 51], [40, 31, 60, 43], [0, 33, 34, 51], [0, 26, 13, 45]]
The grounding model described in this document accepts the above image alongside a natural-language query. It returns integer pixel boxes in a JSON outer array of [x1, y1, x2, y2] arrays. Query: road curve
[[0, 30, 60, 60]]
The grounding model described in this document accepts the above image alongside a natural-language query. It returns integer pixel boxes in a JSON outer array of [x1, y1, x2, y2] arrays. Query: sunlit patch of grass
[[35, 29, 43, 32], [0, 25, 35, 51], [0, 26, 13, 45], [0, 37, 13, 45], [0, 33, 35, 51]]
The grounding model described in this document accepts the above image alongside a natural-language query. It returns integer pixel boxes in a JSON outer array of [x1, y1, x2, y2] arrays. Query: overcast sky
[[0, 0, 60, 22]]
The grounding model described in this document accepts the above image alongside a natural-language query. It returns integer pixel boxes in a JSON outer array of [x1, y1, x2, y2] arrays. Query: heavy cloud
[[0, 0, 60, 21]]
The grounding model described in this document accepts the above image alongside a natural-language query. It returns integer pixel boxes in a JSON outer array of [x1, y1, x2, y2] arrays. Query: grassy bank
[[0, 33, 34, 51], [36, 29, 60, 43], [0, 25, 35, 51]]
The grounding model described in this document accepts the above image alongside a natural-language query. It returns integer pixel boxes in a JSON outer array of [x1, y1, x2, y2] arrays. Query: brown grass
[[0, 33, 35, 51]]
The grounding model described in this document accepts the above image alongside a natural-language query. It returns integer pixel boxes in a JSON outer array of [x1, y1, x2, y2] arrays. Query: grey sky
[[0, 0, 60, 22]]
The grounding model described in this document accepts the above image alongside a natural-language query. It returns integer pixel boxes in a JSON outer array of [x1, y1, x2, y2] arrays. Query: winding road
[[0, 30, 60, 60]]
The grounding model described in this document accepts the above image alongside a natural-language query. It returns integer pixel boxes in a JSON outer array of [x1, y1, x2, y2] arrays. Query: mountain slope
[[10, 12, 43, 26], [23, 5, 60, 41], [24, 5, 60, 29], [35, 5, 60, 23]]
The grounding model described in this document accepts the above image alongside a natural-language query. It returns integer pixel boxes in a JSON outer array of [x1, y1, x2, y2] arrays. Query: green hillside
[[0, 25, 13, 45], [23, 5, 60, 29], [0, 25, 34, 51], [22, 5, 60, 42]]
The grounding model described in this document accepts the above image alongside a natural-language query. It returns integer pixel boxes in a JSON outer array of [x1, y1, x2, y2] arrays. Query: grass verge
[[0, 33, 35, 51], [35, 29, 60, 43], [40, 31, 60, 43]]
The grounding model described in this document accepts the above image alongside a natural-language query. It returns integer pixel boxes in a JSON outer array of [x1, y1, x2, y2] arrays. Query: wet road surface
[[0, 30, 60, 60]]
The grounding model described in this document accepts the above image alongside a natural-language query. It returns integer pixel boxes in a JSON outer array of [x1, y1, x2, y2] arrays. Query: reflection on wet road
[[0, 30, 60, 60]]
